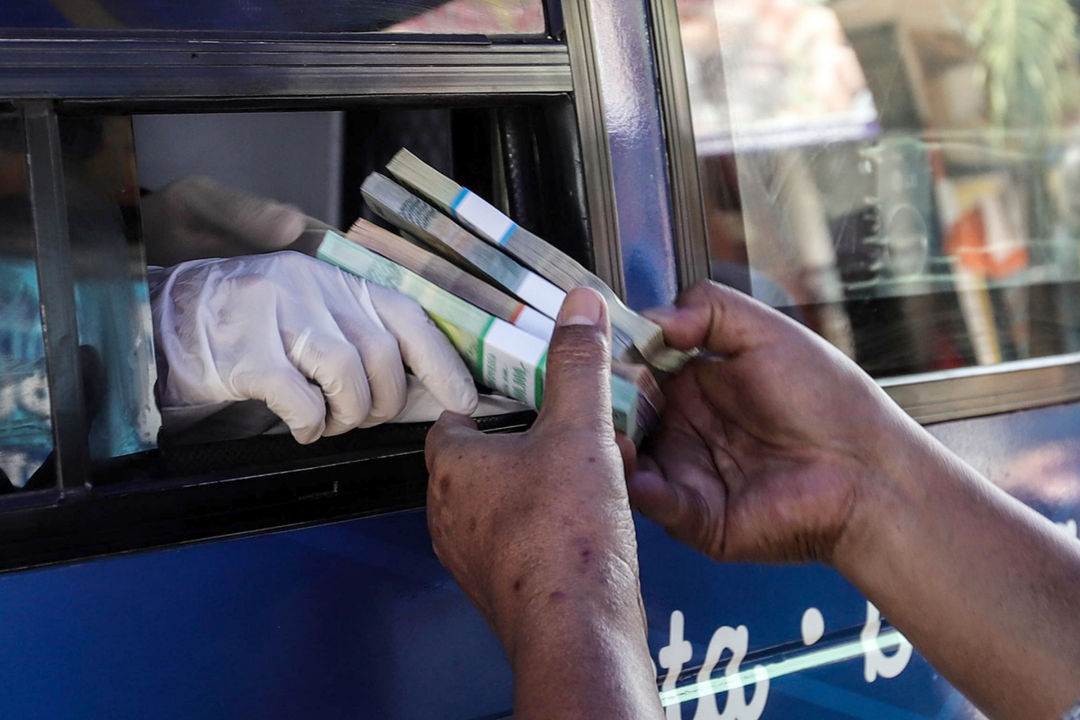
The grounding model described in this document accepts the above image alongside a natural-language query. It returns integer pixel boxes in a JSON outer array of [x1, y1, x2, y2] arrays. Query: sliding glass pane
[[677, 0, 1080, 377], [0, 111, 53, 490], [60, 115, 160, 464]]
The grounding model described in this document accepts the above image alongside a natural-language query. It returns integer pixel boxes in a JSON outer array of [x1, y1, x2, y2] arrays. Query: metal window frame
[[0, 37, 573, 108], [561, 0, 683, 309], [881, 355, 1080, 424], [0, 22, 641, 566], [645, 2, 1080, 425], [0, 29, 633, 301], [559, 0, 624, 296], [646, 0, 711, 292]]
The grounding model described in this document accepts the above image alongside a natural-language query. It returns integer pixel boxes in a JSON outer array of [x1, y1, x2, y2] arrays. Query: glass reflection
[[0, 113, 53, 490], [0, 0, 545, 35], [678, 0, 1080, 377], [60, 116, 160, 464]]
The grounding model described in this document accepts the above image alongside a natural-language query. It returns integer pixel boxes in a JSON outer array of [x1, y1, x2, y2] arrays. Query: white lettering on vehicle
[[657, 603, 914, 714], [659, 611, 694, 720], [861, 602, 913, 682], [801, 607, 825, 646], [692, 625, 769, 720]]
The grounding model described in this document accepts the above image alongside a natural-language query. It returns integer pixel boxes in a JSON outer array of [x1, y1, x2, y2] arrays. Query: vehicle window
[[0, 0, 545, 36], [60, 115, 160, 463], [676, 0, 1080, 378], [0, 111, 53, 490]]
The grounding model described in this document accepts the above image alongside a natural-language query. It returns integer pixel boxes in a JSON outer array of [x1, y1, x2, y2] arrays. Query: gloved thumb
[[534, 288, 613, 435]]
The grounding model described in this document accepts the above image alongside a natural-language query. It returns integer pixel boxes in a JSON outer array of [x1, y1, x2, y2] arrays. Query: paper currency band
[[513, 271, 565, 320], [510, 305, 556, 341], [452, 188, 518, 247], [477, 317, 547, 407]]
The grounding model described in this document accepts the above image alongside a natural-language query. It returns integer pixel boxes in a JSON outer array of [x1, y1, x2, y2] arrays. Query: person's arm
[[424, 289, 663, 720], [629, 281, 1080, 720], [836, 423, 1080, 719], [140, 175, 324, 266]]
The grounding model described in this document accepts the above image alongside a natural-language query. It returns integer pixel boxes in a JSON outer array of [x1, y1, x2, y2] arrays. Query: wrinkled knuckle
[[232, 367, 276, 398], [548, 328, 606, 367], [365, 332, 402, 371], [321, 343, 363, 377]]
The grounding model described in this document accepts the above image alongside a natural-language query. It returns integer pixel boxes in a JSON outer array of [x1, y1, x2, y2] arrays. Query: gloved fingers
[[324, 275, 410, 427], [286, 328, 374, 437], [365, 283, 478, 416], [352, 330, 408, 429], [231, 364, 326, 444]]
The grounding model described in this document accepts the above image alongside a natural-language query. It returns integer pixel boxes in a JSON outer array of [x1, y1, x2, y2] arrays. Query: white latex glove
[[149, 251, 478, 444]]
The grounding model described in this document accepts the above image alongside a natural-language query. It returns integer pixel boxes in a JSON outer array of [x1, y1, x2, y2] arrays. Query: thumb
[[535, 288, 612, 434], [643, 280, 788, 356]]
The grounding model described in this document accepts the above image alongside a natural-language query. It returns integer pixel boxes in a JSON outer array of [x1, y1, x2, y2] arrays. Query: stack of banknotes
[[316, 148, 689, 443]]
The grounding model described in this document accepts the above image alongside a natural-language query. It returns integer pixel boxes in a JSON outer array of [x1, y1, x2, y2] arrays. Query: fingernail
[[557, 288, 604, 327]]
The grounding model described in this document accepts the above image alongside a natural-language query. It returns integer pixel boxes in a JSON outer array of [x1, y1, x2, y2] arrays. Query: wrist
[[491, 559, 661, 720], [829, 415, 947, 577], [501, 585, 648, 666], [486, 540, 647, 664]]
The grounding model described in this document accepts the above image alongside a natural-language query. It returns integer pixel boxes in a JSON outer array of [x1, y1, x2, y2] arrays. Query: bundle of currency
[[348, 217, 663, 419], [362, 172, 638, 362], [362, 173, 566, 320], [385, 148, 690, 374], [346, 218, 555, 340], [317, 229, 655, 442]]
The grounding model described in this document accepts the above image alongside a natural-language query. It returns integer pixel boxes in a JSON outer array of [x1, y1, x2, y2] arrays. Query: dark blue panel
[[0, 402, 1077, 719], [0, 512, 512, 720]]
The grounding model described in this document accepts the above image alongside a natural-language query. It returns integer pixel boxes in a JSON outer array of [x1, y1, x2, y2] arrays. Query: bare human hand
[[630, 280, 1080, 719], [628, 280, 916, 565], [425, 288, 662, 720]]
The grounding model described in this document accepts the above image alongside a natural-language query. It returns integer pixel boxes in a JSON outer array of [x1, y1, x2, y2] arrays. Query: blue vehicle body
[[1, 2, 1079, 718], [1, 402, 1076, 719]]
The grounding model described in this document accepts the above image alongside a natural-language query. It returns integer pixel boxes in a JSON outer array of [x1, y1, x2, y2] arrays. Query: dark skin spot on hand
[[512, 578, 523, 593], [575, 537, 592, 573], [548, 591, 566, 602], [588, 456, 596, 463], [438, 475, 451, 494]]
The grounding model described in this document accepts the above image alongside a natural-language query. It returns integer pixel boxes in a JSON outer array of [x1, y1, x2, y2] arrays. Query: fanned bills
[[385, 148, 690, 374], [347, 218, 555, 340], [362, 173, 566, 320], [317, 229, 656, 442]]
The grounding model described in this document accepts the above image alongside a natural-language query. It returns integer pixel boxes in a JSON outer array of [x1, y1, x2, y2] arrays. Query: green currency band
[[535, 350, 548, 409], [476, 315, 497, 388]]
